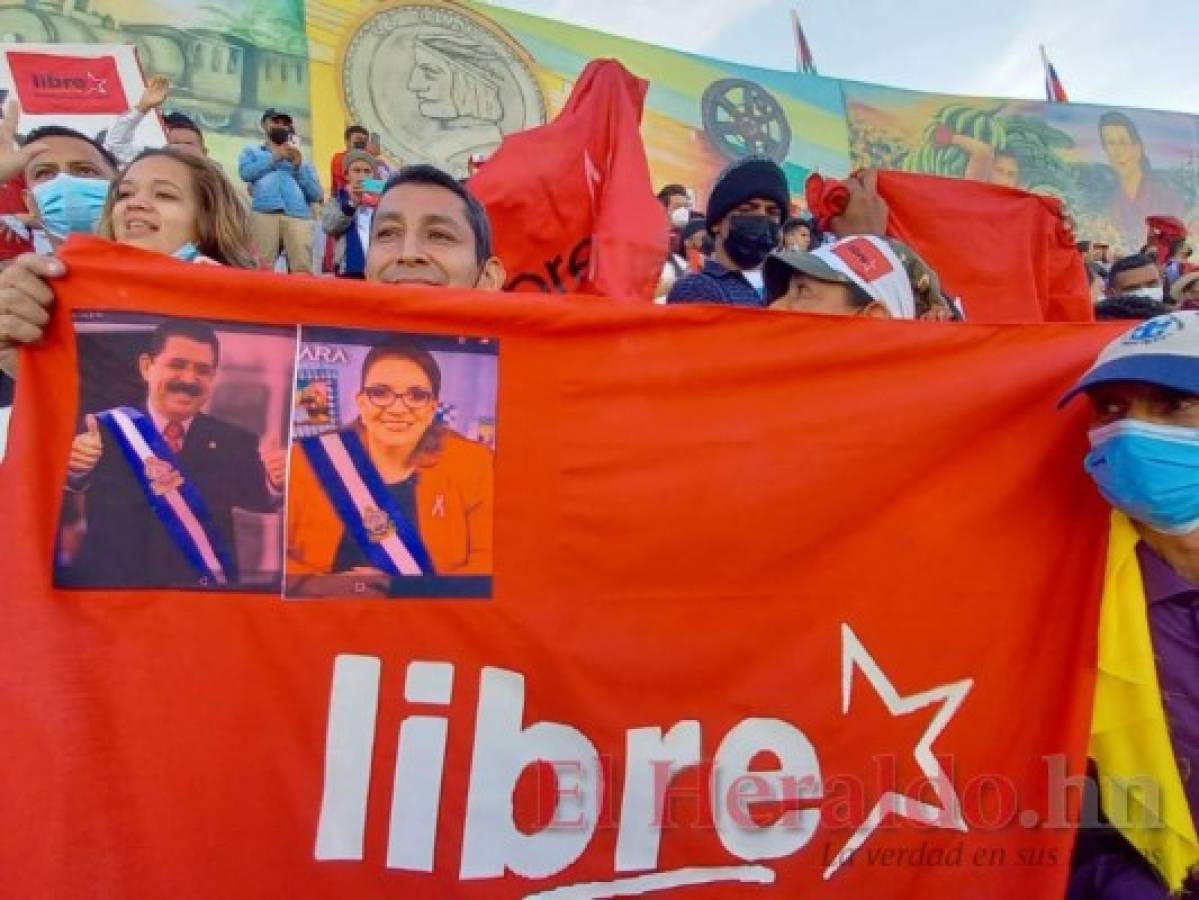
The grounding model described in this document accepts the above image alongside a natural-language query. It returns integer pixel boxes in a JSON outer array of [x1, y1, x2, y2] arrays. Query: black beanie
[[705, 154, 790, 230]]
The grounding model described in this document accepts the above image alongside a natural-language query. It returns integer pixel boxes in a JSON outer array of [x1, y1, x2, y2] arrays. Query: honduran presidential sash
[[96, 407, 236, 585], [299, 430, 435, 577]]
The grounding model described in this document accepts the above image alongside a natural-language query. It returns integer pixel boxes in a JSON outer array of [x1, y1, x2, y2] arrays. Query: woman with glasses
[[285, 340, 494, 597]]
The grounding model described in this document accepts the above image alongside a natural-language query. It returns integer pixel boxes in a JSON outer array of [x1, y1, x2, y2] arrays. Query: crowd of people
[[653, 160, 957, 319], [0, 74, 1194, 898]]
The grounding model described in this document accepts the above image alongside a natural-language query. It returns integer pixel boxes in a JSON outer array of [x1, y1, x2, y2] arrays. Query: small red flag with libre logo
[[7, 51, 128, 115], [7, 51, 128, 116]]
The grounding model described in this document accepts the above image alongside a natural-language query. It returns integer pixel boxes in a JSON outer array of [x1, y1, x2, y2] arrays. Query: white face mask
[[670, 207, 691, 228], [1124, 285, 1165, 302]]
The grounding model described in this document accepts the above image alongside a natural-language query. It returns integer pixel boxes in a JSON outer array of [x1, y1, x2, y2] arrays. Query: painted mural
[[0, 0, 312, 170], [305, 0, 850, 193], [3, 0, 1198, 250], [844, 80, 1199, 251]]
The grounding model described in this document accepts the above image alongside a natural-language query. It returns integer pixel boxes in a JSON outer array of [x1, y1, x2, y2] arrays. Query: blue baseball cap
[[1059, 312, 1199, 407]]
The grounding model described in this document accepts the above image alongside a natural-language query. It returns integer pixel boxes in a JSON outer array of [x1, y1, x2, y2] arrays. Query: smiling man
[[58, 320, 285, 589], [365, 164, 505, 290]]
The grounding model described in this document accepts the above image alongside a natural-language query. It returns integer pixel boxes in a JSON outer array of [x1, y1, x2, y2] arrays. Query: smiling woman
[[98, 147, 259, 268], [285, 330, 497, 600], [0, 147, 262, 383]]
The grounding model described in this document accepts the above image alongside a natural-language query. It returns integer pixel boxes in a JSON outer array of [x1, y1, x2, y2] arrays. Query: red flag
[[7, 51, 128, 115], [1040, 45, 1069, 103], [1145, 214, 1187, 267], [791, 9, 818, 74], [469, 59, 666, 301], [0, 237, 1122, 897], [878, 170, 1092, 323]]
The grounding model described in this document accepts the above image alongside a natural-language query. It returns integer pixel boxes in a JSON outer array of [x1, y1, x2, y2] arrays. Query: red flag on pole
[[1040, 45, 1069, 103], [469, 59, 666, 301], [792, 9, 818, 74]]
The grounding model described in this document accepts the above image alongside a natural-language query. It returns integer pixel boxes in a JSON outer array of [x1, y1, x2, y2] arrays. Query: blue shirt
[[238, 144, 323, 218], [665, 259, 765, 307]]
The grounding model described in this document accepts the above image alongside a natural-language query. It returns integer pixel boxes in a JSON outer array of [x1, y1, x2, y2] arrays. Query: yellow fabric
[[1091, 511, 1199, 892]]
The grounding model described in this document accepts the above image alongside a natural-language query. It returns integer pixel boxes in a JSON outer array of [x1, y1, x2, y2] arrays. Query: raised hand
[[136, 76, 170, 113], [830, 168, 889, 239], [0, 100, 50, 184], [259, 436, 287, 491]]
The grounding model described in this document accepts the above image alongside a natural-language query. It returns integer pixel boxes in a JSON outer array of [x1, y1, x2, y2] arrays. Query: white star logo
[[823, 623, 974, 879], [85, 72, 108, 95]]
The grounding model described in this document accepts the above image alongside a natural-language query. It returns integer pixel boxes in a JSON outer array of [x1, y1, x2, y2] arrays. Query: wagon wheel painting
[[701, 78, 792, 163]]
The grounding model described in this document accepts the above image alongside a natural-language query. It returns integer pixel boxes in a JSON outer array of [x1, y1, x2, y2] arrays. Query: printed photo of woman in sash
[[285, 334, 495, 598]]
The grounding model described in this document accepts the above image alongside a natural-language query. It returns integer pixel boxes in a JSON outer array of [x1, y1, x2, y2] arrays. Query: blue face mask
[[1084, 418, 1199, 534], [172, 242, 200, 262], [31, 173, 109, 240]]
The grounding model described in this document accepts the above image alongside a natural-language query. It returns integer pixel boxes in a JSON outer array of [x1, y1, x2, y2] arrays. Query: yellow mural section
[[305, 0, 362, 185], [302, 0, 852, 194]]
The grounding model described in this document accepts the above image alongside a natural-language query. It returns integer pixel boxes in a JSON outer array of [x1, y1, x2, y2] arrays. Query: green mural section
[[0, 0, 312, 172]]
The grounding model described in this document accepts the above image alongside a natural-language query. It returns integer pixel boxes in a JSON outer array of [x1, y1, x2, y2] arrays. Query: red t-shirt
[[329, 151, 347, 194]]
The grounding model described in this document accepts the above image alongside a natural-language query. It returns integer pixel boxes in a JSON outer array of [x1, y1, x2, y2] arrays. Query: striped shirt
[[665, 259, 766, 307]]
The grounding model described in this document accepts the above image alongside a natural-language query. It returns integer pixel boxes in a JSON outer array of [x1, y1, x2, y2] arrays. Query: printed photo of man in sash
[[55, 314, 296, 590], [285, 327, 496, 599]]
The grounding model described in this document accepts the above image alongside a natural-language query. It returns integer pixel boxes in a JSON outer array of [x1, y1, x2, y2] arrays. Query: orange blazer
[[286, 429, 493, 576]]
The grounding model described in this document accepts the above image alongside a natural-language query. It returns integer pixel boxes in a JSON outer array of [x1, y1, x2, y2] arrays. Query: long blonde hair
[[99, 148, 259, 269]]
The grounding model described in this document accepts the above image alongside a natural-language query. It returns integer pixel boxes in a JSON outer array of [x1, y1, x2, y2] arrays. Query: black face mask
[[723, 214, 780, 270], [268, 126, 291, 144], [351, 138, 367, 149]]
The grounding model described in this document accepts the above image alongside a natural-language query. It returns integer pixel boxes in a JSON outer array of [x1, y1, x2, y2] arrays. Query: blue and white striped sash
[[96, 407, 235, 585], [300, 430, 435, 578]]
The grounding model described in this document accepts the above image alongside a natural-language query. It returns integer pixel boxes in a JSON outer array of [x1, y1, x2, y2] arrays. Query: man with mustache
[[59, 320, 286, 589]]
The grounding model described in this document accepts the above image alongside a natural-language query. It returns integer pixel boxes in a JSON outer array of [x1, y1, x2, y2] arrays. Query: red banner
[[7, 51, 128, 115], [0, 237, 1125, 898]]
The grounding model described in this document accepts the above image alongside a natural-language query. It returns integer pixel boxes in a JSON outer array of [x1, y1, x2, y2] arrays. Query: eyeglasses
[[362, 384, 435, 410]]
